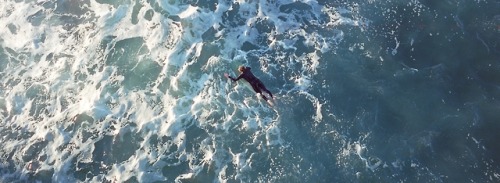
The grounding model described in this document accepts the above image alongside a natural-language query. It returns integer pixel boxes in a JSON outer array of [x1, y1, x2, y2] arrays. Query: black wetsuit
[[228, 67, 273, 101]]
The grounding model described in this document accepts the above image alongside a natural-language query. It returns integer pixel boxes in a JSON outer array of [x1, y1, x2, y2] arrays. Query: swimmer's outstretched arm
[[224, 73, 242, 82]]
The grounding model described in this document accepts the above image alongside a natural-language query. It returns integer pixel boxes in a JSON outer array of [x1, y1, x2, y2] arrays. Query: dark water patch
[[55, 0, 91, 16], [254, 18, 275, 34], [144, 9, 155, 21], [145, 0, 171, 18], [92, 135, 113, 164], [317, 2, 500, 180], [325, 52, 482, 180], [201, 26, 217, 42], [124, 176, 139, 183], [472, 101, 500, 162], [418, 0, 459, 13], [160, 119, 215, 181], [95, 0, 129, 7], [428, 125, 488, 182], [260, 146, 329, 182], [297, 36, 316, 56], [252, 19, 276, 48], [25, 84, 49, 119], [22, 140, 48, 162], [27, 10, 45, 26], [0, 150, 18, 182], [32, 168, 54, 183], [105, 37, 147, 66], [241, 41, 259, 52], [74, 131, 139, 181], [123, 58, 161, 89], [65, 114, 94, 133], [278, 1, 320, 31], [474, 61, 500, 88], [184, 123, 208, 153], [281, 93, 319, 147], [0, 98, 6, 119], [279, 2, 312, 13], [7, 23, 17, 35], [112, 128, 141, 163], [47, 0, 94, 30], [275, 93, 345, 182], [358, 0, 499, 70], [104, 37, 161, 90], [221, 3, 246, 27], [0, 47, 9, 72], [162, 161, 190, 181], [185, 0, 218, 11], [194, 43, 220, 72], [131, 0, 143, 25], [319, 51, 385, 121]]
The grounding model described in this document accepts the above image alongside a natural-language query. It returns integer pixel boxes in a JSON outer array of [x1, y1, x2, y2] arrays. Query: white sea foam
[[0, 0, 360, 182]]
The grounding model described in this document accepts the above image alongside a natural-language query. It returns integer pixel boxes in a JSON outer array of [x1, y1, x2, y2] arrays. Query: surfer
[[224, 66, 274, 102]]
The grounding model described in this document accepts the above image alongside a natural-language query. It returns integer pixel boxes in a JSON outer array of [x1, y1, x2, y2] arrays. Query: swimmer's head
[[238, 66, 246, 73]]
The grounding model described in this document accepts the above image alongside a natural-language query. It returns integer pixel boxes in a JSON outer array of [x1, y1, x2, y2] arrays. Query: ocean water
[[0, 0, 499, 182]]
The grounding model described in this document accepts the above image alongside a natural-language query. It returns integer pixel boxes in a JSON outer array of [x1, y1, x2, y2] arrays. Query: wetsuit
[[228, 67, 273, 101]]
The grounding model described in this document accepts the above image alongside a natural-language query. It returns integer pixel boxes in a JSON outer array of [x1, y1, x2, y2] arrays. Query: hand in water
[[224, 73, 229, 78]]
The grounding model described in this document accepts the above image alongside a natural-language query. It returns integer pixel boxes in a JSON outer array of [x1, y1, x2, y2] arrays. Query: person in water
[[224, 66, 274, 101]]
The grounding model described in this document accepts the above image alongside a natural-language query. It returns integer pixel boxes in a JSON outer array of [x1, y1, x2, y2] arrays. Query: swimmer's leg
[[260, 92, 268, 101], [256, 82, 273, 99], [251, 83, 268, 101], [263, 88, 273, 98]]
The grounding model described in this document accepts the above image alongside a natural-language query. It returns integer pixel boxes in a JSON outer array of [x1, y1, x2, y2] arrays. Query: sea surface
[[1, 0, 499, 182]]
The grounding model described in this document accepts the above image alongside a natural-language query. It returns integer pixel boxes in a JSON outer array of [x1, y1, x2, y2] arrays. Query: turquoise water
[[0, 0, 499, 182]]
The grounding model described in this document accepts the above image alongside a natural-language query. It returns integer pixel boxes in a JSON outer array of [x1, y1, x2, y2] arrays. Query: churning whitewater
[[1, 0, 499, 182]]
